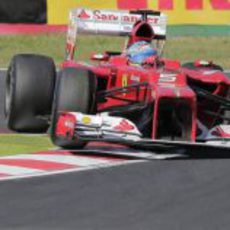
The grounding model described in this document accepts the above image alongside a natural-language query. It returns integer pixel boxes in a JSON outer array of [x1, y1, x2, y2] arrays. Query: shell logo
[[77, 9, 91, 19], [122, 74, 128, 87], [81, 116, 92, 125]]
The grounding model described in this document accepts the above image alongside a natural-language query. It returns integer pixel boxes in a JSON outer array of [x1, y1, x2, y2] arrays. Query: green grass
[[168, 25, 230, 37], [0, 33, 229, 68], [0, 134, 54, 156], [0, 33, 66, 67], [164, 37, 230, 69]]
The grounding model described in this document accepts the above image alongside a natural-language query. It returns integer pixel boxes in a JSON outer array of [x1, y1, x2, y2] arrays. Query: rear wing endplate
[[66, 8, 167, 60]]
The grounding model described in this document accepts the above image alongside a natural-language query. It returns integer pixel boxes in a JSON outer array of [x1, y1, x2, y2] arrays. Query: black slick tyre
[[5, 54, 56, 132], [50, 67, 97, 149], [182, 62, 223, 71]]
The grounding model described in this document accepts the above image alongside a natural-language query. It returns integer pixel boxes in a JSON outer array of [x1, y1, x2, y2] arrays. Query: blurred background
[[0, 0, 229, 68]]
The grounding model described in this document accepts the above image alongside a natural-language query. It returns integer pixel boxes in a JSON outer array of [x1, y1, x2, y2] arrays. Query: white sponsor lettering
[[203, 70, 218, 75], [130, 75, 140, 82], [70, 8, 167, 37], [159, 73, 177, 83]]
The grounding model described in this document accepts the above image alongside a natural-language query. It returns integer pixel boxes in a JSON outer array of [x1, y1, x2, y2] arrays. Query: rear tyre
[[50, 67, 97, 149], [182, 62, 223, 71], [5, 54, 56, 132]]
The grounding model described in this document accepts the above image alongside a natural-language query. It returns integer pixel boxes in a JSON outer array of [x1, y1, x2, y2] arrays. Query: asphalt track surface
[[1, 71, 230, 229]]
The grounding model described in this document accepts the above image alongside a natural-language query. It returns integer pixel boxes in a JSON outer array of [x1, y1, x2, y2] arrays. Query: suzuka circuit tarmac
[[1, 70, 230, 229]]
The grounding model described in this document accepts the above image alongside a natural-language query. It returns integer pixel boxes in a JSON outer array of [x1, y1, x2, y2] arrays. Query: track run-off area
[[1, 71, 230, 229], [0, 149, 132, 181]]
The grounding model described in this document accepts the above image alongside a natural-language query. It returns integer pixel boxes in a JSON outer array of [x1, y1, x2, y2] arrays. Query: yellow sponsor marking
[[47, 0, 230, 25], [82, 116, 91, 125], [47, 0, 117, 24], [122, 74, 128, 87]]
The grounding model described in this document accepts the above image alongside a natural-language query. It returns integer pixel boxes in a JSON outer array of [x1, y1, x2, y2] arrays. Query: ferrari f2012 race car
[[4, 8, 230, 151]]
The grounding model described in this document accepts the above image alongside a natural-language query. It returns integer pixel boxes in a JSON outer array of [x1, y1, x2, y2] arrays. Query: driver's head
[[126, 41, 157, 64]]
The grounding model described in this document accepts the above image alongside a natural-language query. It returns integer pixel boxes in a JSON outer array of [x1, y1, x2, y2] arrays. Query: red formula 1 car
[[5, 9, 230, 151]]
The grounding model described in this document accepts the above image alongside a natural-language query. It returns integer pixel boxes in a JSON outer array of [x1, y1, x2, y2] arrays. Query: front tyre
[[182, 62, 223, 71], [51, 67, 97, 149], [5, 54, 56, 132]]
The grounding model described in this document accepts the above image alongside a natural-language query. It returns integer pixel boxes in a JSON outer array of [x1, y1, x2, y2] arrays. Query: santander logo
[[77, 9, 159, 24], [77, 9, 91, 19], [114, 119, 135, 131]]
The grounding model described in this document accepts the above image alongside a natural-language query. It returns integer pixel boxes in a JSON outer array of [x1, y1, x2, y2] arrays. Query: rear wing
[[66, 8, 167, 60]]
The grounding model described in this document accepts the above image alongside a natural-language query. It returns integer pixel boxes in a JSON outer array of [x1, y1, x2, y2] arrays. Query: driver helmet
[[126, 41, 157, 64]]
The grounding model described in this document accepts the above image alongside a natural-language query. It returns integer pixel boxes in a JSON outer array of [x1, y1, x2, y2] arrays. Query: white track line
[[0, 160, 142, 182], [0, 164, 44, 175], [69, 149, 184, 160], [2, 154, 115, 166]]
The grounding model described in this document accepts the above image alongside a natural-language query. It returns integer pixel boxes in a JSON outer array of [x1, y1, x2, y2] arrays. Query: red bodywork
[[60, 18, 230, 142]]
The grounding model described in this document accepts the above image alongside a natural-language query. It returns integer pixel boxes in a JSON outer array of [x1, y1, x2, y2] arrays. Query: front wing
[[55, 112, 230, 158]]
